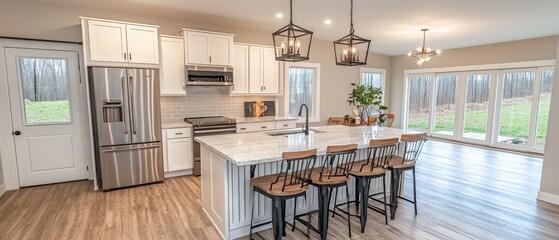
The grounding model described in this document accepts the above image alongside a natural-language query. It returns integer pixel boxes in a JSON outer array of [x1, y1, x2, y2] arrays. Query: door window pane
[[433, 75, 458, 135], [407, 75, 432, 131], [463, 74, 491, 140], [18, 58, 71, 125], [498, 71, 535, 145], [535, 70, 553, 148], [288, 67, 315, 118]]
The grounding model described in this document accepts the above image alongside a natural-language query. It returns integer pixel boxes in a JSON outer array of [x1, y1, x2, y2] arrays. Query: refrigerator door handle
[[101, 144, 160, 153], [129, 76, 137, 135], [121, 77, 129, 134]]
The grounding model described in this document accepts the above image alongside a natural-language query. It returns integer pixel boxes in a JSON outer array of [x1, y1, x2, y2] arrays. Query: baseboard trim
[[0, 182, 6, 198], [537, 191, 559, 205]]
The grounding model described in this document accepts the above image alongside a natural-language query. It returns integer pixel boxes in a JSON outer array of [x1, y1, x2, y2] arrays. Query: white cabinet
[[232, 43, 281, 95], [180, 29, 234, 66], [232, 45, 249, 94], [82, 18, 159, 66], [275, 120, 296, 130], [159, 36, 186, 96], [237, 122, 276, 133], [163, 128, 193, 173]]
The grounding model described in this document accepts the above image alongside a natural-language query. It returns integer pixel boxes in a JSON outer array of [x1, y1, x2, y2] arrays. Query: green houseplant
[[348, 83, 388, 124]]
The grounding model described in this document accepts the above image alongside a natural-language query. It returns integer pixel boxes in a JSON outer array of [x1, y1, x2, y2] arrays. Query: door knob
[[13, 130, 21, 136]]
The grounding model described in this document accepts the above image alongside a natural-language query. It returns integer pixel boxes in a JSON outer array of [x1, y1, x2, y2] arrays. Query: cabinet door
[[160, 37, 186, 96], [262, 47, 279, 94], [232, 44, 249, 94], [126, 25, 160, 64], [211, 35, 232, 66], [87, 20, 127, 63], [167, 138, 193, 171], [249, 46, 264, 93], [187, 32, 211, 65]]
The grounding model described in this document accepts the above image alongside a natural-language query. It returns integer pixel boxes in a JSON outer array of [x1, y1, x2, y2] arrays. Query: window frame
[[284, 62, 321, 123], [360, 67, 386, 102]]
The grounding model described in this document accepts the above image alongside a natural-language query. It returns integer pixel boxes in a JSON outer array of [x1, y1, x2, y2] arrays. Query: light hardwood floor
[[1, 140, 559, 240]]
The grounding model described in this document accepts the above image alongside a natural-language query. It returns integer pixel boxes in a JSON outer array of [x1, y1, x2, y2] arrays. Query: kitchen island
[[195, 125, 412, 240]]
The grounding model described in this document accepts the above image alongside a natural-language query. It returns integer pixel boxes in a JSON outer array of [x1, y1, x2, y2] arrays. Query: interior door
[[5, 48, 88, 187]]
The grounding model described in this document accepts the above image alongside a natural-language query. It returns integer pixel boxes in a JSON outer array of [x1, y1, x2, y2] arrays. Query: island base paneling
[[200, 145, 390, 240]]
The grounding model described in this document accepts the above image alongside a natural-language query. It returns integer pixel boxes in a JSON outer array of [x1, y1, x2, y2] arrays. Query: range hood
[[186, 65, 233, 86]]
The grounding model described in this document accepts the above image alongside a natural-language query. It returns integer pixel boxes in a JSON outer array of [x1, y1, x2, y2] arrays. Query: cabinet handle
[[240, 127, 247, 130], [209, 56, 212, 63], [124, 53, 127, 60], [264, 86, 266, 90], [175, 133, 184, 135], [261, 126, 267, 129], [129, 53, 132, 60], [283, 124, 289, 127]]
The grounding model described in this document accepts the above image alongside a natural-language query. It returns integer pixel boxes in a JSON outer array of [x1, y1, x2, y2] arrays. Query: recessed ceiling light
[[276, 13, 284, 18], [324, 19, 332, 25]]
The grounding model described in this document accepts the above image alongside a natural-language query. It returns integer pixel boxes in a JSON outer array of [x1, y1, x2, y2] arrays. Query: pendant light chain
[[289, 0, 293, 25], [349, 0, 354, 34]]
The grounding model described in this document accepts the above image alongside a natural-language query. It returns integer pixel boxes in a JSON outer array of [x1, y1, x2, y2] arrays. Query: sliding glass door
[[405, 66, 553, 153]]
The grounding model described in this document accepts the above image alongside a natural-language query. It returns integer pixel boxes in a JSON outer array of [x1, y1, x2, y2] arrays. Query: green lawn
[[24, 99, 71, 124], [408, 98, 550, 140]]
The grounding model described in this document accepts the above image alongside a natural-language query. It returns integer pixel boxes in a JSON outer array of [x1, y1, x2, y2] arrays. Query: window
[[284, 62, 321, 122], [361, 67, 385, 89]]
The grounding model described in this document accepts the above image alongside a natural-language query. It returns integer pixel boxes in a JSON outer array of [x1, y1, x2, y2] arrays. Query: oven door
[[192, 125, 236, 176]]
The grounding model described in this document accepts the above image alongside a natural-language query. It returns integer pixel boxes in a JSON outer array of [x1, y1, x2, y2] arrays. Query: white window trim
[[284, 62, 321, 123], [360, 67, 386, 89]]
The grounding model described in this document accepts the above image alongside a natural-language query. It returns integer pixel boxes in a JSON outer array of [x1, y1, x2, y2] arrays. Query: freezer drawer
[[100, 143, 164, 190]]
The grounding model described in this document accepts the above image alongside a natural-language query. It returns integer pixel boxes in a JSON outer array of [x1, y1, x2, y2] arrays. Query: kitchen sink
[[267, 129, 325, 136]]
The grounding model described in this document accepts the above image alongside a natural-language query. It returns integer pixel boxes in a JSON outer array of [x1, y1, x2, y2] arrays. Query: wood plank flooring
[[1, 140, 559, 240]]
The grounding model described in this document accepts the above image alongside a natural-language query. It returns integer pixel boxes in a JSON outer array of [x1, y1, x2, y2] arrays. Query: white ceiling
[[36, 0, 559, 56]]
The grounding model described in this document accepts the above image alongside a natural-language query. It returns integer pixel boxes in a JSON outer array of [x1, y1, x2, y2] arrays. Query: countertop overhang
[[195, 125, 417, 166]]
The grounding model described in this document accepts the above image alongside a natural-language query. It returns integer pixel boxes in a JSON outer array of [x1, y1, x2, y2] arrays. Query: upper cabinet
[[81, 17, 160, 67], [159, 35, 186, 96], [179, 29, 234, 67], [233, 43, 281, 95]]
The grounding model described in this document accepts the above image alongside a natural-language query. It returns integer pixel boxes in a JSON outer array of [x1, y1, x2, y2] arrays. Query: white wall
[[538, 37, 559, 204]]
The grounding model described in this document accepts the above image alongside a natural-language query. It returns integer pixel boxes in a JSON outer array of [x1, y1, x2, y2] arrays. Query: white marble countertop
[[161, 121, 192, 129], [235, 116, 297, 124], [195, 125, 417, 166]]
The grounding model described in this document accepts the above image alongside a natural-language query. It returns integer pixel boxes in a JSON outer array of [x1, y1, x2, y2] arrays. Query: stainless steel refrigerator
[[88, 67, 163, 190]]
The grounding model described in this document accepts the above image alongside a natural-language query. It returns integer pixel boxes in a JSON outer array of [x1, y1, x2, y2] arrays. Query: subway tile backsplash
[[160, 87, 277, 122]]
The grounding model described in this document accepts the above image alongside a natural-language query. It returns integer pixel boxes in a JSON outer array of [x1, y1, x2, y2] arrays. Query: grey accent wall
[[539, 37, 559, 198], [389, 36, 558, 128]]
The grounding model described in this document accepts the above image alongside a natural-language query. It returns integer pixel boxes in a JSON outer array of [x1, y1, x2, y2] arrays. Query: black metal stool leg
[[249, 187, 255, 240], [413, 168, 417, 215], [355, 177, 360, 214], [383, 175, 388, 225], [281, 199, 287, 237], [292, 197, 297, 231], [331, 187, 339, 217], [345, 183, 352, 238]]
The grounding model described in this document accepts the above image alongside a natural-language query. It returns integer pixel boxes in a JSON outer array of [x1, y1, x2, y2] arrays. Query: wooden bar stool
[[342, 138, 399, 232], [293, 144, 358, 240], [249, 149, 317, 240], [388, 133, 427, 219]]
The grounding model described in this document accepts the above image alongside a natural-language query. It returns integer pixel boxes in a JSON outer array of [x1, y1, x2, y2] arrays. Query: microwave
[[186, 66, 233, 86]]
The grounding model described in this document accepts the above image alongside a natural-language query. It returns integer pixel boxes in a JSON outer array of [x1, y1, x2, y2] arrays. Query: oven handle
[[193, 125, 237, 131], [194, 129, 237, 135]]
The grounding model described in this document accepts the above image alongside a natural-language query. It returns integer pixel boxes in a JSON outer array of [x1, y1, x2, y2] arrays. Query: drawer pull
[[283, 124, 289, 127], [261, 126, 267, 129], [240, 128, 247, 130], [175, 133, 184, 135]]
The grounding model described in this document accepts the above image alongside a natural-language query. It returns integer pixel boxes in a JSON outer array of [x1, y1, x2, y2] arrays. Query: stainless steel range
[[185, 116, 236, 176]]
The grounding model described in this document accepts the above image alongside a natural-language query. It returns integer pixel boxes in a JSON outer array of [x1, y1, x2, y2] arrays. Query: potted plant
[[347, 83, 388, 124]]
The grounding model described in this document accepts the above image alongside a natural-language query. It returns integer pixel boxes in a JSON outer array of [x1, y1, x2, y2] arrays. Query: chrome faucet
[[298, 104, 309, 135]]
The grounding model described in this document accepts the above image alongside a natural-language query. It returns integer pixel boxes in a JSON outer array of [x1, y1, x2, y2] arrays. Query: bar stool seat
[[349, 161, 387, 177], [251, 175, 309, 197], [388, 156, 416, 169], [308, 170, 348, 186]]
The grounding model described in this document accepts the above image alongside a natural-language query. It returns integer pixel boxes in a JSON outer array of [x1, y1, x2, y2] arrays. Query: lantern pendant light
[[333, 0, 371, 66], [272, 0, 313, 62]]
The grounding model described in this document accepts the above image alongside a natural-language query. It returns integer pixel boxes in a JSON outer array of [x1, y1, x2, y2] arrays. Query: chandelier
[[333, 0, 370, 66], [272, 0, 313, 62], [408, 29, 441, 65]]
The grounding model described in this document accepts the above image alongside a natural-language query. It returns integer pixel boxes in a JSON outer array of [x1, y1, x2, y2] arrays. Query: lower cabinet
[[236, 120, 296, 133], [162, 127, 193, 177]]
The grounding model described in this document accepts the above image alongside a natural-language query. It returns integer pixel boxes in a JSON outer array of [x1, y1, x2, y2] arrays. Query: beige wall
[[539, 37, 559, 198], [389, 36, 558, 127], [0, 147, 4, 187]]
